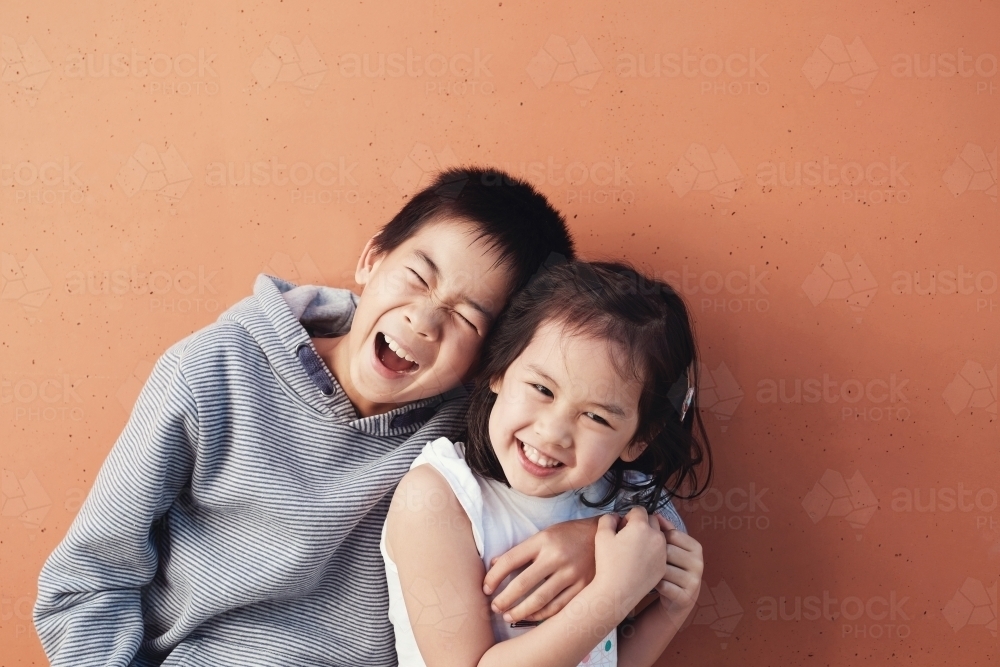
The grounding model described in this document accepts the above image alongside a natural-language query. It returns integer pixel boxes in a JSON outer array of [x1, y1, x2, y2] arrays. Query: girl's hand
[[593, 508, 667, 609], [653, 515, 704, 620]]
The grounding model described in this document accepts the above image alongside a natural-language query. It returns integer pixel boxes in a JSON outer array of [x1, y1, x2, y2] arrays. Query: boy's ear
[[619, 440, 648, 463], [355, 236, 386, 286]]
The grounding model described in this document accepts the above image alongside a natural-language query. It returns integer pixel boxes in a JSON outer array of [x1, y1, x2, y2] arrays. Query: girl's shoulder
[[398, 437, 486, 554]]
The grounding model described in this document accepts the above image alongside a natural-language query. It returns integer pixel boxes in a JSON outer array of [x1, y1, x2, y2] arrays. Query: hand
[[593, 508, 668, 608], [653, 515, 703, 619], [483, 516, 598, 624]]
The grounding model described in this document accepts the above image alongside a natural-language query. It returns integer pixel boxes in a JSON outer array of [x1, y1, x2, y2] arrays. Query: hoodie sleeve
[[33, 345, 199, 667]]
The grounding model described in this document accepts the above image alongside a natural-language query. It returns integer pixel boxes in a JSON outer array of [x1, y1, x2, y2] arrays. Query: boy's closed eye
[[407, 267, 481, 334]]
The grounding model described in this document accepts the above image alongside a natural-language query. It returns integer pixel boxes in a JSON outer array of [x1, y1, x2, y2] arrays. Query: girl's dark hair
[[463, 260, 713, 511]]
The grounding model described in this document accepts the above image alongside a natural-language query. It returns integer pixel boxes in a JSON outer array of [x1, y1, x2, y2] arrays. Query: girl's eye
[[408, 268, 428, 287], [585, 412, 610, 426], [531, 384, 553, 398]]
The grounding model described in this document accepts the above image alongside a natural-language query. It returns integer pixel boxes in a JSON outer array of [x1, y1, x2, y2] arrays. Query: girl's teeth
[[521, 441, 560, 468]]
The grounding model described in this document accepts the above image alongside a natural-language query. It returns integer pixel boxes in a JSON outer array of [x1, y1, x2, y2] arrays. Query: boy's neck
[[311, 336, 401, 418]]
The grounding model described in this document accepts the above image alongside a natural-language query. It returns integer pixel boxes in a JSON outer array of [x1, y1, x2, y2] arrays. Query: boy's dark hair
[[372, 167, 575, 298], [463, 260, 713, 511]]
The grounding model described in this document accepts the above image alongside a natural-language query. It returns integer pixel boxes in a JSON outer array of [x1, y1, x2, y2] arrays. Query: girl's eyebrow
[[525, 364, 558, 387], [525, 363, 627, 418], [414, 249, 494, 323]]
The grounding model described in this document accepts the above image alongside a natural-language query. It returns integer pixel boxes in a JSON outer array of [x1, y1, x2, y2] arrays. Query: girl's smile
[[489, 319, 646, 498]]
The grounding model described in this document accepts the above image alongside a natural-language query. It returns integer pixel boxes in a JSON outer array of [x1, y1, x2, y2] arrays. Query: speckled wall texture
[[0, 2, 997, 665]]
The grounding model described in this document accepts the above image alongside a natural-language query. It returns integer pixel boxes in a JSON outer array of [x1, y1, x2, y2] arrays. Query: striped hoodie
[[34, 274, 469, 667]]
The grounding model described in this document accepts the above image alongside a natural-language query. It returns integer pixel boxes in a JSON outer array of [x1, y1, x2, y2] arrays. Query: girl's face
[[488, 319, 646, 498]]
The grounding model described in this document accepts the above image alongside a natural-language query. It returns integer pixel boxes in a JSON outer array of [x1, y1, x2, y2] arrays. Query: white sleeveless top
[[381, 437, 686, 667]]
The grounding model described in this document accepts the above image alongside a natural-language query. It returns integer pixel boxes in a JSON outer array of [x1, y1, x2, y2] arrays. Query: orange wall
[[1, 2, 997, 665]]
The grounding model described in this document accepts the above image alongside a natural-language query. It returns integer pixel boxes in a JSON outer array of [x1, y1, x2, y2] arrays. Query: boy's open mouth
[[375, 332, 419, 374]]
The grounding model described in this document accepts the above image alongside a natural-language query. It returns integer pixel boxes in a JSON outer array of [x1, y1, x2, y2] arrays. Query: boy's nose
[[404, 301, 443, 341]]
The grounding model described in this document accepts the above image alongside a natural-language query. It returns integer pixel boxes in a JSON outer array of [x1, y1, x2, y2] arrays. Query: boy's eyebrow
[[414, 249, 494, 322], [525, 363, 627, 418]]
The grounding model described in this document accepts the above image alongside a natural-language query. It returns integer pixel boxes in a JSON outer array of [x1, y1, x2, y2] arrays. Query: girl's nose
[[533, 410, 572, 449]]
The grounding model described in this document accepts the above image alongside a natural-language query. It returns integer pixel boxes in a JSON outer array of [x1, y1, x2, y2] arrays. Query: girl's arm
[[616, 517, 704, 667], [386, 466, 668, 667]]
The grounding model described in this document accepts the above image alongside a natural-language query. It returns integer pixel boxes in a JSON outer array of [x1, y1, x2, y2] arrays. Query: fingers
[[665, 542, 704, 574], [660, 563, 702, 594], [489, 561, 547, 613], [483, 539, 539, 595], [665, 531, 704, 560], [655, 513, 676, 534], [616, 506, 650, 532], [655, 578, 687, 601], [596, 512, 619, 535], [500, 573, 575, 623], [522, 581, 585, 622]]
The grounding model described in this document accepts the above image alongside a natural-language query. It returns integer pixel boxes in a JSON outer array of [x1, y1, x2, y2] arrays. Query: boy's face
[[346, 218, 511, 408]]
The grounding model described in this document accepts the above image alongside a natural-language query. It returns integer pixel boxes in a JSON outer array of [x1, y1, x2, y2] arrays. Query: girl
[[382, 260, 712, 667]]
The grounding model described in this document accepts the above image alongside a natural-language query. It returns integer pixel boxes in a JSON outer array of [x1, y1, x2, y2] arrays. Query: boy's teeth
[[520, 441, 560, 468], [382, 334, 415, 363]]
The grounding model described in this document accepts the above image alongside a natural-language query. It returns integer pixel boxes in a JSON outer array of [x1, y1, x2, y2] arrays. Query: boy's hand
[[654, 515, 704, 619], [483, 516, 598, 623]]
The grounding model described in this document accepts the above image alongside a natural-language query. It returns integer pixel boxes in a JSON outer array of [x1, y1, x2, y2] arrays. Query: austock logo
[[698, 361, 743, 432], [391, 143, 460, 196], [0, 592, 37, 640], [116, 359, 156, 414], [2, 156, 87, 205], [942, 361, 997, 421], [205, 157, 360, 204], [0, 252, 51, 318], [117, 143, 193, 200], [666, 144, 743, 205], [249, 35, 328, 94], [801, 252, 877, 321], [494, 157, 635, 205], [1, 36, 52, 100], [757, 589, 912, 639], [64, 266, 223, 315], [64, 48, 220, 96], [801, 35, 878, 105], [2, 372, 85, 422], [679, 580, 743, 649], [526, 35, 602, 95], [942, 578, 997, 637], [678, 483, 770, 532], [802, 469, 878, 540], [615, 47, 770, 96], [1, 469, 51, 531], [337, 46, 494, 97], [942, 143, 997, 203], [264, 253, 326, 286], [756, 156, 911, 205], [756, 374, 911, 423], [407, 577, 468, 637]]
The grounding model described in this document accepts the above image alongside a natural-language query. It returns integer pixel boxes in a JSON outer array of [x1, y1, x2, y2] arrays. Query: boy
[[33, 168, 585, 667]]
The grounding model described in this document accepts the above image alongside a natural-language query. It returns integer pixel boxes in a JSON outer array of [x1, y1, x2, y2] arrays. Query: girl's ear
[[488, 375, 503, 394], [619, 440, 648, 463]]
